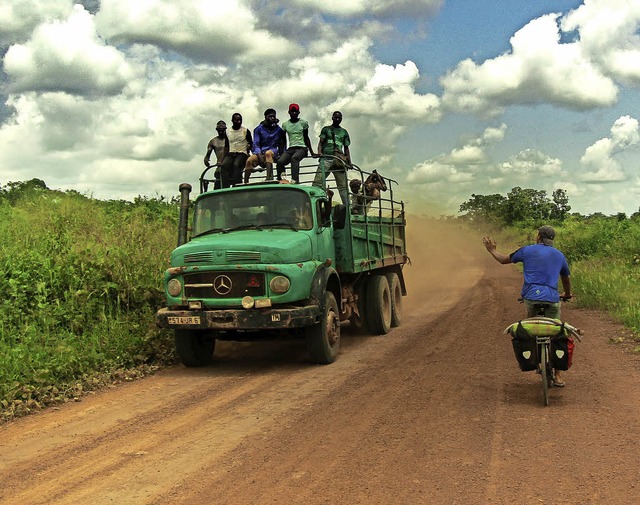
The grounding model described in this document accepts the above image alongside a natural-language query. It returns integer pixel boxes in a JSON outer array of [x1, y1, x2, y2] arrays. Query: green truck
[[156, 161, 408, 365]]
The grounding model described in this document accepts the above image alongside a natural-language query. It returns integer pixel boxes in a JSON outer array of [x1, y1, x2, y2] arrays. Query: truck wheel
[[348, 281, 368, 334], [385, 272, 403, 327], [174, 330, 215, 367], [306, 291, 341, 364], [366, 275, 392, 335]]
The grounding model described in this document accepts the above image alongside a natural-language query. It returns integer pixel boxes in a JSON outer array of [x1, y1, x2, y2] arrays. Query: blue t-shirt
[[510, 244, 570, 302], [252, 122, 284, 155]]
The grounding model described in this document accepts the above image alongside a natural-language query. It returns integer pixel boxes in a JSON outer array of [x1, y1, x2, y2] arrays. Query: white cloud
[[579, 115, 640, 182], [407, 124, 506, 183], [610, 115, 640, 147], [0, 0, 71, 46], [349, 59, 441, 121], [441, 13, 618, 115], [448, 145, 486, 165], [500, 149, 563, 177], [288, 0, 443, 18], [3, 5, 134, 95], [406, 161, 473, 184], [95, 0, 299, 64], [562, 0, 640, 85]]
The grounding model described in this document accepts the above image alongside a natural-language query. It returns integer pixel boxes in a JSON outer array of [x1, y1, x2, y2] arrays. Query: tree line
[[458, 187, 572, 226]]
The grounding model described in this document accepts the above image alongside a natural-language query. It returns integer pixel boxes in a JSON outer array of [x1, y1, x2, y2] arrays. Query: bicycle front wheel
[[540, 344, 550, 406]]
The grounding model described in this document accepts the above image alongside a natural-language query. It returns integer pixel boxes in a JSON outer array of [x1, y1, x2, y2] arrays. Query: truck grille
[[184, 272, 266, 298]]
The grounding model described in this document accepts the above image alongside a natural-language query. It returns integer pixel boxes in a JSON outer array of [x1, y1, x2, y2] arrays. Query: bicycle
[[504, 298, 582, 406]]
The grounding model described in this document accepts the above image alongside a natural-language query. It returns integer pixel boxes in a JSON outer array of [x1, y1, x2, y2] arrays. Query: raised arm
[[482, 237, 512, 264]]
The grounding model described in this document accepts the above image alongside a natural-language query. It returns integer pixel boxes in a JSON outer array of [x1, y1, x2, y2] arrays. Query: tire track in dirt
[[154, 265, 502, 505]]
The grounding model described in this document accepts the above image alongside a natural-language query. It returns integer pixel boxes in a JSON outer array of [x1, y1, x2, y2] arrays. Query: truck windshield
[[192, 188, 314, 236]]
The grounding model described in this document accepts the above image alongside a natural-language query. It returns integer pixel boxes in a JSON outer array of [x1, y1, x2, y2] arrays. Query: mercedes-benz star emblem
[[213, 275, 232, 295]]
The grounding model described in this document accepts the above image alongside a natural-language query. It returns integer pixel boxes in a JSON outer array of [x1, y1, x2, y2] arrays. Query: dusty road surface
[[2, 219, 640, 505]]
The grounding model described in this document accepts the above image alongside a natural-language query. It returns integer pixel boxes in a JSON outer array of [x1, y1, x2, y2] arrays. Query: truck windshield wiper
[[223, 224, 264, 233], [192, 227, 226, 237], [230, 222, 299, 232], [259, 222, 298, 231]]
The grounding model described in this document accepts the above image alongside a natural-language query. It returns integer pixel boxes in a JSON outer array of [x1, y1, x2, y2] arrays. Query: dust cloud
[[402, 216, 487, 314]]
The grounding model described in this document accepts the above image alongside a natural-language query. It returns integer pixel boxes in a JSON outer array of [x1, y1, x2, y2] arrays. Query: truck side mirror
[[319, 199, 332, 227]]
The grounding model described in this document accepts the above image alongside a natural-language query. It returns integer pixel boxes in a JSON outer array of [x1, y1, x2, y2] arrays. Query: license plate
[[167, 316, 201, 325]]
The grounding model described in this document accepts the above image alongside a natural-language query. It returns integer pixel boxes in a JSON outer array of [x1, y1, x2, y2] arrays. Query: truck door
[[315, 199, 335, 262]]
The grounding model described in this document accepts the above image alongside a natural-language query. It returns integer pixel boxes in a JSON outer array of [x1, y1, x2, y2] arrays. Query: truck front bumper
[[156, 305, 320, 331]]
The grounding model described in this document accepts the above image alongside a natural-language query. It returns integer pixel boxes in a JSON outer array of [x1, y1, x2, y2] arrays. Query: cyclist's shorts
[[524, 299, 560, 319]]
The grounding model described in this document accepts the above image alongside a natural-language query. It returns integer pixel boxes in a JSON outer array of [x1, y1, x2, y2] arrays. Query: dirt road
[[2, 220, 640, 504]]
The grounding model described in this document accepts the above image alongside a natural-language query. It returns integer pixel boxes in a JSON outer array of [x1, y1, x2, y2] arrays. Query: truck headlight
[[269, 276, 290, 294], [168, 278, 182, 296]]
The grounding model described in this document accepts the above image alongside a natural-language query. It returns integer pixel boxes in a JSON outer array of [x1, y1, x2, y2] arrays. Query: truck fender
[[387, 265, 407, 296], [310, 266, 342, 313]]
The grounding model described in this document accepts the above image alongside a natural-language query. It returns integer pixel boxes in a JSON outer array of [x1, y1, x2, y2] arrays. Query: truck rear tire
[[174, 329, 215, 367], [306, 291, 341, 364], [348, 281, 368, 334], [385, 272, 402, 327], [366, 274, 392, 334]]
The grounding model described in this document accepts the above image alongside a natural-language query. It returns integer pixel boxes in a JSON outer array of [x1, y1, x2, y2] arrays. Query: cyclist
[[482, 225, 572, 386]]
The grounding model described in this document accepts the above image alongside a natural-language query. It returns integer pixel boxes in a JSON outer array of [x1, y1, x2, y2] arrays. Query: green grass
[[572, 257, 640, 331], [0, 188, 178, 420]]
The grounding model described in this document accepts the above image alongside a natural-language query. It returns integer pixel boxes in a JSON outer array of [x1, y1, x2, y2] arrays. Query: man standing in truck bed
[[203, 120, 229, 190], [314, 110, 351, 206]]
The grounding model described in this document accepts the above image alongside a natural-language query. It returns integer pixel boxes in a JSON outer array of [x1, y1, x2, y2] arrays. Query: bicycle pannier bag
[[550, 324, 575, 370], [511, 322, 538, 371]]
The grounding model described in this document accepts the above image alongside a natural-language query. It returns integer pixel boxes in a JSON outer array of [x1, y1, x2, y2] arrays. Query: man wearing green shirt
[[313, 110, 351, 206], [276, 103, 315, 184]]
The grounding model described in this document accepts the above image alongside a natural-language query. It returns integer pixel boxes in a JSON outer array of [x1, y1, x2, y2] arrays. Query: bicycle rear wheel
[[540, 344, 550, 406]]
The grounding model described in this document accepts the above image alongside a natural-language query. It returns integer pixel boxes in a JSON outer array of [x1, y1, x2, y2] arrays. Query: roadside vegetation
[[0, 179, 177, 421], [2, 179, 639, 421]]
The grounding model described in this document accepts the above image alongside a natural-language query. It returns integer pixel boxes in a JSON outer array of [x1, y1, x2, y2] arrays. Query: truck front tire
[[306, 291, 341, 364], [174, 329, 215, 367], [366, 275, 392, 334]]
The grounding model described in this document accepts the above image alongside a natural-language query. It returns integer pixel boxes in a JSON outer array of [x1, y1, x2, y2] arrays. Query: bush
[[0, 184, 179, 420]]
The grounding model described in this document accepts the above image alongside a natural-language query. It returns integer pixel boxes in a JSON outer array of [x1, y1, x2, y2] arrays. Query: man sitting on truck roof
[[276, 104, 316, 184], [244, 109, 285, 184], [220, 113, 252, 188]]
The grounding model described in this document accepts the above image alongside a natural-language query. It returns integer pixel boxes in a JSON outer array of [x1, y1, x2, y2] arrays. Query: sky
[[1, 0, 639, 216]]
